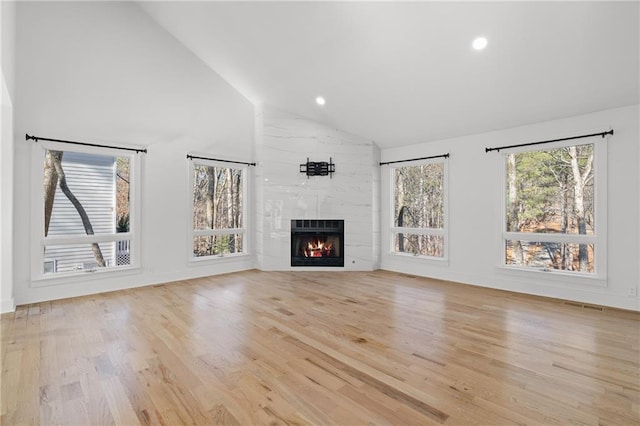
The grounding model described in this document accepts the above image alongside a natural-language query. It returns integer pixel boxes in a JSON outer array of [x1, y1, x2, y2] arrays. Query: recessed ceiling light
[[472, 36, 488, 50], [316, 96, 326, 106]]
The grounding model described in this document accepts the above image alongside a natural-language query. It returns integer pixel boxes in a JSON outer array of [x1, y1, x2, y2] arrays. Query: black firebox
[[291, 219, 344, 267]]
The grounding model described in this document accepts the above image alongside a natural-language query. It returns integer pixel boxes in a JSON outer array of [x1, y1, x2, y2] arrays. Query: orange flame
[[303, 239, 334, 257]]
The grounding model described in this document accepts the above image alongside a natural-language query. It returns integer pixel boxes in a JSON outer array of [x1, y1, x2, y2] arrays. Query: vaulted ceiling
[[139, 1, 639, 149]]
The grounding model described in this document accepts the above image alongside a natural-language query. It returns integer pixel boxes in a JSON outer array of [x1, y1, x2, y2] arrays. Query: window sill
[[387, 252, 449, 265], [188, 252, 252, 265], [497, 265, 607, 287], [31, 265, 141, 288]]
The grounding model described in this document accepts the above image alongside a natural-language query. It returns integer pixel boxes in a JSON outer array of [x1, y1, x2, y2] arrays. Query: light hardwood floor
[[1, 270, 639, 425]]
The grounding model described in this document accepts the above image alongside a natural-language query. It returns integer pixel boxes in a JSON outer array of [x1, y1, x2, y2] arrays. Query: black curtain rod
[[26, 133, 147, 153], [186, 154, 256, 166], [485, 129, 614, 153], [380, 153, 449, 166]]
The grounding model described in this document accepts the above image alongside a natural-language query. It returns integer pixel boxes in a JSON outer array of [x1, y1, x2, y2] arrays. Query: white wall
[[1, 0, 15, 99], [1, 0, 16, 313], [11, 2, 255, 308], [255, 104, 380, 271], [381, 105, 640, 311], [1, 75, 15, 313]]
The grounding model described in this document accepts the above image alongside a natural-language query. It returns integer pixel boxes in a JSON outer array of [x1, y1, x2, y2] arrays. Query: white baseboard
[[380, 260, 640, 312], [0, 297, 15, 314], [14, 256, 256, 307]]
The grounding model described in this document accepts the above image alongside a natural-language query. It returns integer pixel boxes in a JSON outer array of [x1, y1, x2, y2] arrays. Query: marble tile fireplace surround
[[254, 105, 381, 271]]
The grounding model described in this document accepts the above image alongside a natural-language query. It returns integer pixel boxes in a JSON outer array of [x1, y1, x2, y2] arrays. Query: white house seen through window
[[392, 161, 446, 258], [191, 162, 246, 258], [40, 147, 135, 275], [504, 142, 602, 274]]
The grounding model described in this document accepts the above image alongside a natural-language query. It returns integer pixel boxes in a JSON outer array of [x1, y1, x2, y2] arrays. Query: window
[[503, 141, 605, 276], [33, 144, 138, 278], [391, 160, 447, 259], [190, 160, 246, 259]]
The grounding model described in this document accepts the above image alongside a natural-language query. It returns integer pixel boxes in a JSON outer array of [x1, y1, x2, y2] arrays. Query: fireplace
[[291, 219, 344, 267]]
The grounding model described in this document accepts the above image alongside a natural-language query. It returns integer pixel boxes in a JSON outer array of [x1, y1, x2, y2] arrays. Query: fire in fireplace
[[291, 219, 344, 267], [303, 238, 334, 258]]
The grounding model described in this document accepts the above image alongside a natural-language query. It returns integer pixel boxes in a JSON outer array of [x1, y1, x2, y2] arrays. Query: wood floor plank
[[101, 376, 141, 425], [1, 270, 639, 425]]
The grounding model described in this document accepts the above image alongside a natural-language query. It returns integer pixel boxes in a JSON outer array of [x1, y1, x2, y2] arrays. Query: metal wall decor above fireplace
[[291, 219, 344, 267]]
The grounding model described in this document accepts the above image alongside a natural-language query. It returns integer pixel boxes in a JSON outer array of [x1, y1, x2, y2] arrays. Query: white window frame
[[500, 137, 607, 281], [389, 158, 449, 261], [30, 140, 141, 283], [188, 158, 248, 261]]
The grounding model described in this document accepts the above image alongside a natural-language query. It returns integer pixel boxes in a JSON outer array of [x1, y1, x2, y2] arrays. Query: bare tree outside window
[[116, 157, 130, 232], [42, 149, 131, 273], [393, 162, 445, 257], [192, 164, 244, 257], [505, 143, 595, 272]]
